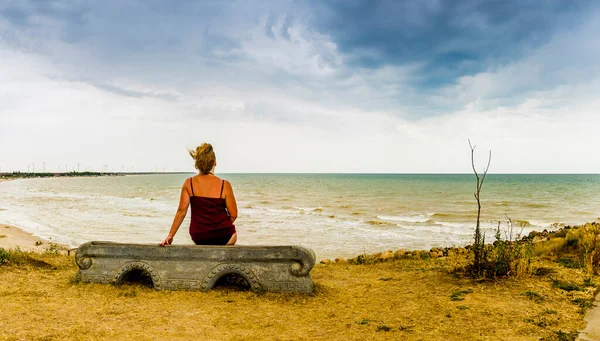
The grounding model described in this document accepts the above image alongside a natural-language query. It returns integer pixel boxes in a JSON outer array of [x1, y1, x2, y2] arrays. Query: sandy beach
[[0, 178, 57, 251], [0, 223, 54, 251]]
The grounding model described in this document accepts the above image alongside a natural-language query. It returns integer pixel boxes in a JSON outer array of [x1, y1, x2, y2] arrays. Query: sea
[[0, 174, 598, 260]]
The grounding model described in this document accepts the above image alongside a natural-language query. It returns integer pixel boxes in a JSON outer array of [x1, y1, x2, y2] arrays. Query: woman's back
[[189, 175, 224, 198], [188, 176, 235, 242]]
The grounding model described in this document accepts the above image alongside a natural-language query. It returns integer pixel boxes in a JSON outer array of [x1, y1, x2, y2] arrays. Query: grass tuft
[[0, 247, 9, 265], [539, 330, 579, 341], [552, 280, 583, 292], [450, 288, 473, 301], [571, 298, 594, 314], [376, 325, 391, 332], [556, 256, 583, 269], [522, 290, 544, 303]]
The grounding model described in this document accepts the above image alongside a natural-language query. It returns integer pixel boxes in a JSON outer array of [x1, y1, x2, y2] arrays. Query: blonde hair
[[189, 143, 216, 175]]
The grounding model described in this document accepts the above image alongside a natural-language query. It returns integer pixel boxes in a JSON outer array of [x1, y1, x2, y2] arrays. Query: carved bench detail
[[74, 242, 316, 293]]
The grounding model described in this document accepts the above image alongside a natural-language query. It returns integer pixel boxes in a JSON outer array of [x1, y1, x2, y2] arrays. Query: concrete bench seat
[[74, 241, 316, 293]]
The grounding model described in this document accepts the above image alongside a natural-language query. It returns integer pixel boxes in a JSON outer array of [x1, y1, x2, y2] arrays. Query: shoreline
[[0, 223, 68, 252]]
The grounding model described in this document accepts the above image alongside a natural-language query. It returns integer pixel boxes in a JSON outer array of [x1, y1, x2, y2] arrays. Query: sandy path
[[578, 293, 600, 341]]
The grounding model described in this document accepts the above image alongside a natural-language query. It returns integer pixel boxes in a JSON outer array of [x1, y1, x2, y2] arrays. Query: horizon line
[[4, 171, 599, 176]]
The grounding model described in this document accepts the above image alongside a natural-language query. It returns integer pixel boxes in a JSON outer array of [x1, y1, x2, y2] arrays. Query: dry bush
[[534, 238, 566, 257]]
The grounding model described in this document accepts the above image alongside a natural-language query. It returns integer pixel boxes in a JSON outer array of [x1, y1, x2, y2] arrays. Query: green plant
[[487, 217, 532, 277], [44, 240, 62, 255], [565, 235, 579, 248], [0, 247, 9, 265], [583, 277, 596, 287], [466, 216, 534, 278]]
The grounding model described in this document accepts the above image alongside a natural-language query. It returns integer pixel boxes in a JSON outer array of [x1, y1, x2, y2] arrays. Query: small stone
[[380, 250, 394, 261], [320, 259, 332, 264]]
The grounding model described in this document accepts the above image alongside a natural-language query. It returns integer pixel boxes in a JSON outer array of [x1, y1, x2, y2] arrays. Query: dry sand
[[0, 223, 51, 251]]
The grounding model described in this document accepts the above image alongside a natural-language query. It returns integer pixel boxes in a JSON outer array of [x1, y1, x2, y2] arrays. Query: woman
[[159, 143, 238, 246]]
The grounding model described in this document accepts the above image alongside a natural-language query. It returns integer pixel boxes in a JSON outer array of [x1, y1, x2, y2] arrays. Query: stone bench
[[74, 241, 316, 293]]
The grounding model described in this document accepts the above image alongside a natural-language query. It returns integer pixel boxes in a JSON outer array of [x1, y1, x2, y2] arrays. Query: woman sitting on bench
[[159, 143, 238, 246]]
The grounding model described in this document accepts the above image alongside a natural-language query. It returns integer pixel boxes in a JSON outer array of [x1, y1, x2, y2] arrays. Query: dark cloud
[[304, 0, 596, 87], [1, 0, 598, 122]]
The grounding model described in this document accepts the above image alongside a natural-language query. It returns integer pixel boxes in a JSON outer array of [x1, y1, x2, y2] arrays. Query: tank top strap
[[189, 177, 195, 196], [219, 180, 224, 199]]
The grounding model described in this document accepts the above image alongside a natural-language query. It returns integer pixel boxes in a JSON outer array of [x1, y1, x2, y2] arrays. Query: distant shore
[[0, 171, 191, 180]]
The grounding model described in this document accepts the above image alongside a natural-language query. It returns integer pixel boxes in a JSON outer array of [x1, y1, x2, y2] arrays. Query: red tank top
[[188, 178, 236, 240]]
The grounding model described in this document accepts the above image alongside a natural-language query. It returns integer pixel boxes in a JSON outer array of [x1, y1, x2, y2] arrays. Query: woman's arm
[[159, 181, 191, 246], [224, 180, 238, 223]]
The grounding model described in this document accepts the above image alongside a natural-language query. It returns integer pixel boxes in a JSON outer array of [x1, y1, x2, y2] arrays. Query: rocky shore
[[320, 222, 600, 265]]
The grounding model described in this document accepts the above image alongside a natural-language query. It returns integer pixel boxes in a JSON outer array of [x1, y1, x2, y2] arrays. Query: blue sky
[[1, 0, 599, 173]]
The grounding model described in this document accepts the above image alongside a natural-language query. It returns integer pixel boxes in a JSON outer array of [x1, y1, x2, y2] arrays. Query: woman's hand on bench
[[159, 235, 174, 247]]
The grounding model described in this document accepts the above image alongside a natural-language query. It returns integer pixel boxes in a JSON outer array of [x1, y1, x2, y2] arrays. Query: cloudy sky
[[1, 0, 599, 173]]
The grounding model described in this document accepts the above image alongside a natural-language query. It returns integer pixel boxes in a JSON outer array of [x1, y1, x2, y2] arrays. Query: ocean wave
[[432, 212, 477, 219], [378, 214, 432, 223], [0, 210, 75, 247], [392, 222, 473, 236], [365, 220, 392, 226], [523, 202, 549, 208], [294, 206, 322, 212]]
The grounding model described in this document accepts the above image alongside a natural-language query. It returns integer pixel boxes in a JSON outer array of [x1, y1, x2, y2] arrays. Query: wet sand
[[0, 179, 50, 251]]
